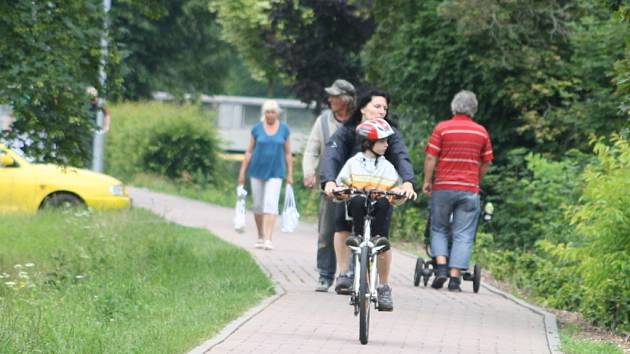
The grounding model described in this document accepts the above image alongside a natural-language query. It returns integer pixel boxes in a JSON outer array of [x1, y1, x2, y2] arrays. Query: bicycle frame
[[332, 188, 404, 345], [345, 194, 389, 345]]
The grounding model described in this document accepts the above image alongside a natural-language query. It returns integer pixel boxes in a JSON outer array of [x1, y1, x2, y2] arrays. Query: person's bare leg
[[377, 249, 392, 284], [436, 255, 447, 265], [334, 231, 351, 274], [254, 213, 264, 240], [262, 214, 276, 241]]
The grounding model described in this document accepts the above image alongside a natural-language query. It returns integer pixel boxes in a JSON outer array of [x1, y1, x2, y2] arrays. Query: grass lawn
[[560, 324, 623, 354], [0, 209, 273, 353]]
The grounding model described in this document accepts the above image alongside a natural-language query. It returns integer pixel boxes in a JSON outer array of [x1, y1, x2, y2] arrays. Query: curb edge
[[187, 252, 286, 354], [396, 248, 562, 354]]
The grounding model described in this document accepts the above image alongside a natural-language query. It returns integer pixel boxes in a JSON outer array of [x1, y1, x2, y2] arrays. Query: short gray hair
[[451, 90, 478, 117]]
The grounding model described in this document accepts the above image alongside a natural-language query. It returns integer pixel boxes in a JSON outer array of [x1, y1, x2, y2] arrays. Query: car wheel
[[42, 193, 84, 210]]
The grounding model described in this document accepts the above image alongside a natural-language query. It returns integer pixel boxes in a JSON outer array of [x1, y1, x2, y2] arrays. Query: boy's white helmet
[[356, 118, 394, 141]]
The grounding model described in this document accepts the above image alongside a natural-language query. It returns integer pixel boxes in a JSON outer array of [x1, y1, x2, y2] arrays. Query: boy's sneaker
[[315, 278, 333, 292], [254, 240, 264, 249], [263, 240, 273, 250], [371, 235, 389, 248], [345, 235, 361, 247], [377, 284, 393, 311], [334, 273, 353, 295], [431, 265, 448, 289], [448, 276, 462, 292]]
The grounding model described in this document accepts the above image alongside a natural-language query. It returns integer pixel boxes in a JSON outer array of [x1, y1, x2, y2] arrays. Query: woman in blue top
[[238, 100, 293, 250]]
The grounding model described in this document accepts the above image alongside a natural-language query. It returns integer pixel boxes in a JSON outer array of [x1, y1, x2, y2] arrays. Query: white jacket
[[336, 152, 401, 191]]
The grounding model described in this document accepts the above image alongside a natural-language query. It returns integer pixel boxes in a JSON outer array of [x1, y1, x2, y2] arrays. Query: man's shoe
[[448, 276, 462, 292], [315, 278, 333, 292], [377, 284, 393, 311], [334, 273, 353, 295], [345, 235, 361, 247], [431, 265, 448, 289]]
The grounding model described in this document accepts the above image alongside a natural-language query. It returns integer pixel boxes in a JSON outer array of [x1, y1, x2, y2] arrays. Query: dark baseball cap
[[325, 79, 356, 96]]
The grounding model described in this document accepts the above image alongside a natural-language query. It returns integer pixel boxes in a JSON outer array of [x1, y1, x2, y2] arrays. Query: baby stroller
[[413, 197, 494, 293]]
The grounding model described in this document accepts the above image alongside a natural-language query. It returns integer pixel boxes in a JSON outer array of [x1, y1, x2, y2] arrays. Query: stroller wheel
[[473, 263, 481, 293], [422, 259, 434, 287], [414, 258, 424, 287]]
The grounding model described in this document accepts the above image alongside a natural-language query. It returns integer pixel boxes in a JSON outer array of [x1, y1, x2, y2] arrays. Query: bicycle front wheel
[[359, 248, 370, 345]]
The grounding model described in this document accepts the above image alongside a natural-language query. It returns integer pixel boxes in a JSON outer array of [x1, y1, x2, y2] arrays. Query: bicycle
[[332, 188, 406, 345]]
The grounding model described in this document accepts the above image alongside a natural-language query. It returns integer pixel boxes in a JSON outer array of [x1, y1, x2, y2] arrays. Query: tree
[[212, 0, 375, 104], [210, 0, 280, 95], [112, 0, 234, 99], [0, 0, 116, 165], [611, 2, 630, 118], [362, 0, 627, 157], [265, 0, 375, 111]]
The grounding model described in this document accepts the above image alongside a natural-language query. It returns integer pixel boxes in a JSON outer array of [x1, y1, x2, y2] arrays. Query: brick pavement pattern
[[129, 187, 554, 354]]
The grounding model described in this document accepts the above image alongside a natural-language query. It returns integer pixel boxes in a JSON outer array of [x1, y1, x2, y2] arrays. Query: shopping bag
[[281, 184, 300, 233], [233, 185, 247, 233]]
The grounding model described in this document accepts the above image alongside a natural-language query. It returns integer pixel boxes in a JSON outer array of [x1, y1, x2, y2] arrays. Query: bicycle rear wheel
[[359, 248, 370, 345]]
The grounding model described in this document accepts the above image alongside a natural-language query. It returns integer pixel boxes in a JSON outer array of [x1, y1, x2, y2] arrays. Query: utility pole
[[92, 0, 111, 172]]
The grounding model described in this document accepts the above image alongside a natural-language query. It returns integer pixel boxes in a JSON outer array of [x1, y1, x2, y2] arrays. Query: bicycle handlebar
[[332, 188, 407, 203]]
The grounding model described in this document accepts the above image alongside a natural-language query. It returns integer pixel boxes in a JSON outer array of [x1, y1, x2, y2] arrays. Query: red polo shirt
[[425, 115, 493, 193]]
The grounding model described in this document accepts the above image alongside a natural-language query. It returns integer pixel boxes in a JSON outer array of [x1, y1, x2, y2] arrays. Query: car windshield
[[1, 141, 35, 163]]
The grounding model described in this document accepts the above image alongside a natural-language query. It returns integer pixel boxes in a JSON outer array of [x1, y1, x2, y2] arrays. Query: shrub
[[478, 135, 630, 332], [484, 148, 586, 249], [106, 101, 222, 184], [569, 135, 630, 331]]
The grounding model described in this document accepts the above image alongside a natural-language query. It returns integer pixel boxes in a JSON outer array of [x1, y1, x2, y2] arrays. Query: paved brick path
[[129, 187, 560, 354]]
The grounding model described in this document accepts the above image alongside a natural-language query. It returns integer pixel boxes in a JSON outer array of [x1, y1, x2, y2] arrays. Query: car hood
[[30, 164, 123, 186]]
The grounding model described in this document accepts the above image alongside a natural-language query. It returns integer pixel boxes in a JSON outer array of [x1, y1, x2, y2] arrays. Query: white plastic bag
[[281, 184, 300, 233], [233, 185, 248, 233]]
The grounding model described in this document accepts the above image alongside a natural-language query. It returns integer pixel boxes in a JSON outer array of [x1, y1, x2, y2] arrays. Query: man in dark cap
[[303, 79, 356, 292]]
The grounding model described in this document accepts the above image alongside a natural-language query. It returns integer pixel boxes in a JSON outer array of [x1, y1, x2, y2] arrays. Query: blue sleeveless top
[[248, 122, 290, 180]]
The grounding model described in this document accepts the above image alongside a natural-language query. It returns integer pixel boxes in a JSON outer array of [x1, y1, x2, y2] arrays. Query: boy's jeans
[[430, 190, 480, 270]]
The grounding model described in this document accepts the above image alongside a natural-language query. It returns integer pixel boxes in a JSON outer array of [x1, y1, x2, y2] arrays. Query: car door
[[0, 150, 16, 212]]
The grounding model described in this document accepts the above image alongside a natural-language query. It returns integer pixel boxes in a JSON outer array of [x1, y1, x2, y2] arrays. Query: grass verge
[[0, 209, 273, 353], [560, 324, 623, 354]]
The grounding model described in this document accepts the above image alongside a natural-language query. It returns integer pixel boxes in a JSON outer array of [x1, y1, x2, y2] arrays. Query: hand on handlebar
[[323, 181, 337, 199], [327, 186, 409, 205], [400, 181, 418, 200]]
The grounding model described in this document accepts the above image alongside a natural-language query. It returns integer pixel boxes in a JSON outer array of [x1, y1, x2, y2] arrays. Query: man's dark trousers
[[317, 196, 336, 282]]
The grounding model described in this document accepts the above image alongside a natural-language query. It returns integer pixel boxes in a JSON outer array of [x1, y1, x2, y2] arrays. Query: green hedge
[[106, 101, 222, 185], [475, 135, 630, 332]]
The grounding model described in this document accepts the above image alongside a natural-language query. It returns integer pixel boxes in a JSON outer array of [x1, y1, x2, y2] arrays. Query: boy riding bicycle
[[332, 118, 406, 311]]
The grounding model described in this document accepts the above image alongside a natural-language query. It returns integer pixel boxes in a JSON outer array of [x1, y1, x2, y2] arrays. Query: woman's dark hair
[[347, 89, 395, 127]]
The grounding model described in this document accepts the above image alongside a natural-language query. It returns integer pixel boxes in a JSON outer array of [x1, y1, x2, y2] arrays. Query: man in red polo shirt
[[422, 90, 493, 292]]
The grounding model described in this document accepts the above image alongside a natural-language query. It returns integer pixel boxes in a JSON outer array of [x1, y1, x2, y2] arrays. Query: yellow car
[[0, 144, 131, 213]]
